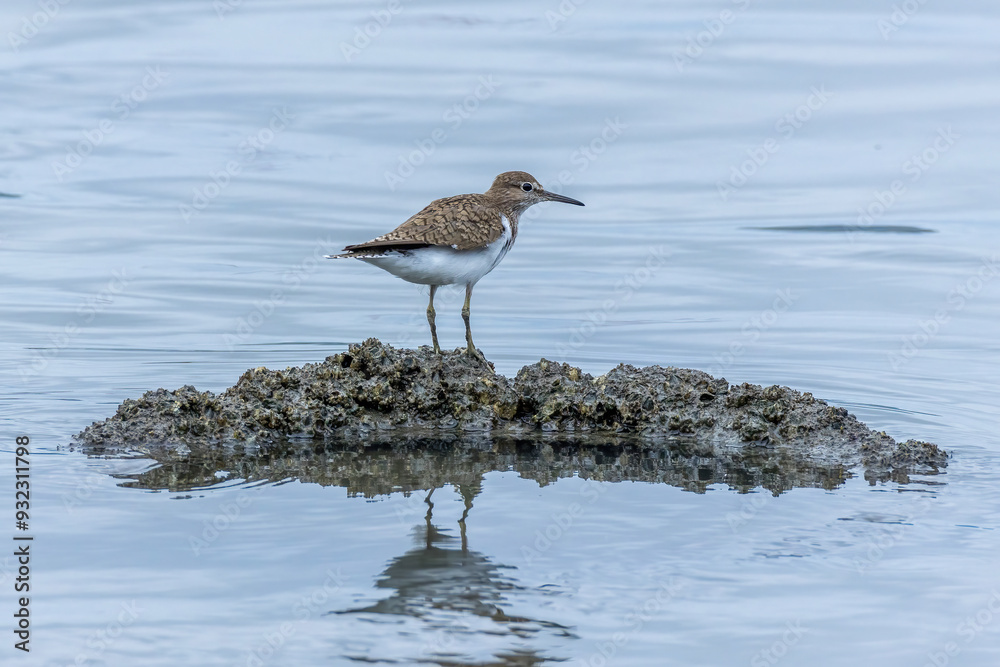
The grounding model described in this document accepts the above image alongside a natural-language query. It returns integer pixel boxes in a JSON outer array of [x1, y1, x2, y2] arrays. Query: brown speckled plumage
[[343, 194, 507, 253], [333, 171, 575, 255]]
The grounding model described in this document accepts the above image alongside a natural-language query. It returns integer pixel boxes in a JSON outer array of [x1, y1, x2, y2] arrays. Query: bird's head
[[486, 171, 584, 213]]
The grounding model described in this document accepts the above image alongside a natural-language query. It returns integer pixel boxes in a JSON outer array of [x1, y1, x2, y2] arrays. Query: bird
[[326, 171, 584, 357]]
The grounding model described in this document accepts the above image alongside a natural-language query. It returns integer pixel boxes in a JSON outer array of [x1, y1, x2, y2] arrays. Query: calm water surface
[[3, 0, 1000, 664]]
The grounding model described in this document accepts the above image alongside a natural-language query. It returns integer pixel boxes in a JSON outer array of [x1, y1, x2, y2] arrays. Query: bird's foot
[[466, 345, 489, 365]]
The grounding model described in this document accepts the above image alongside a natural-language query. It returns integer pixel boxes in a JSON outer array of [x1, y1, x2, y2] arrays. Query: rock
[[75, 338, 947, 478]]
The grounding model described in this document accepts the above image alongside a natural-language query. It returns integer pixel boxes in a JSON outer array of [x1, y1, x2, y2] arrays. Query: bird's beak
[[542, 190, 585, 206]]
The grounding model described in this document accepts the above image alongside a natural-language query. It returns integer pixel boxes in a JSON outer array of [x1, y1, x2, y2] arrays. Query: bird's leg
[[427, 285, 441, 354], [462, 283, 478, 357]]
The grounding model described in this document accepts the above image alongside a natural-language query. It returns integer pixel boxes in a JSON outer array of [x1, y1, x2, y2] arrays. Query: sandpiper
[[326, 171, 584, 356]]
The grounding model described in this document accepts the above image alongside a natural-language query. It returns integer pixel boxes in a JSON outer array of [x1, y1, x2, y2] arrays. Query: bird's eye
[[521, 182, 533, 192]]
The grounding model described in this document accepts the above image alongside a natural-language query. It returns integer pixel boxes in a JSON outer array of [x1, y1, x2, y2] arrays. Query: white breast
[[360, 215, 514, 287]]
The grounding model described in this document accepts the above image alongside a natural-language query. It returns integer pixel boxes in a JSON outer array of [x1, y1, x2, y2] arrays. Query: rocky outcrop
[[75, 338, 947, 477]]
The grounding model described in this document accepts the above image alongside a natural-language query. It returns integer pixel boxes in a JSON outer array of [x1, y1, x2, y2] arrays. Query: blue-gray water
[[3, 0, 1000, 664]]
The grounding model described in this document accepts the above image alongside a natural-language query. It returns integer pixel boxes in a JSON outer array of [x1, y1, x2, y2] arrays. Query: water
[[3, 0, 1000, 664]]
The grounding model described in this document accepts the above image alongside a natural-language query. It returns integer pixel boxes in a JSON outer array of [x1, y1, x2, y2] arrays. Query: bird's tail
[[326, 250, 393, 259]]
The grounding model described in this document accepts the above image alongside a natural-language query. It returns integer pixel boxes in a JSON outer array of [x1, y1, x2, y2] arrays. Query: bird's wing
[[342, 195, 504, 252]]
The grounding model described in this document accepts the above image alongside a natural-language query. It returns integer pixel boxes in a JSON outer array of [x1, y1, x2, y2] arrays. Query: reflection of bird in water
[[335, 484, 574, 649]]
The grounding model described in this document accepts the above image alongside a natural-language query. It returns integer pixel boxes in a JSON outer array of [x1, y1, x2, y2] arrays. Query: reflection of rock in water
[[112, 433, 862, 497], [76, 338, 946, 479], [335, 487, 573, 647]]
